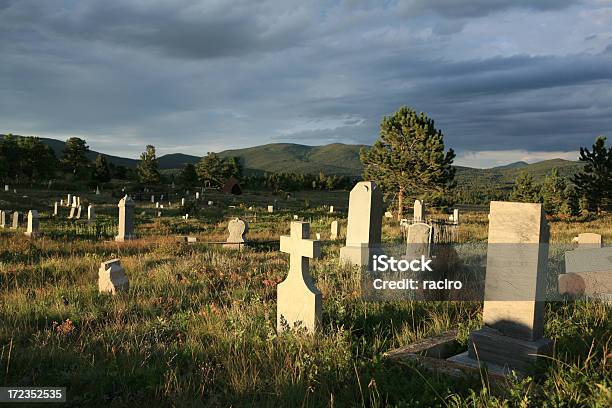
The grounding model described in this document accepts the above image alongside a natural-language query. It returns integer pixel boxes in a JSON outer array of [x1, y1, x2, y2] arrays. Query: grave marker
[[98, 259, 129, 294], [223, 218, 248, 250], [11, 211, 21, 229], [0, 210, 6, 228], [115, 195, 136, 242], [25, 210, 39, 237], [330, 220, 338, 240], [414, 200, 425, 222]]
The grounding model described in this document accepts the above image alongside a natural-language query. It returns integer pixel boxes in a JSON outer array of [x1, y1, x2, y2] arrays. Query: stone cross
[[268, 205, 274, 213], [330, 220, 338, 240], [98, 259, 129, 294], [339, 181, 383, 267], [11, 211, 21, 229], [25, 210, 39, 237], [277, 221, 322, 333], [88, 205, 96, 223], [223, 218, 248, 250], [0, 210, 6, 228], [571, 233, 603, 248], [413, 200, 425, 222], [115, 195, 136, 242], [449, 201, 552, 373]]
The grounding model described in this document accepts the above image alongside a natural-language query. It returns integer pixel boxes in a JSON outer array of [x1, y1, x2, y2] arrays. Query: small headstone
[[98, 259, 129, 294], [293, 215, 299, 220], [413, 200, 425, 222], [449, 201, 552, 373], [196, 192, 200, 200], [53, 202, 58, 216], [68, 207, 76, 219], [316, 233, 321, 240], [223, 218, 248, 250], [181, 198, 186, 206], [115, 195, 136, 242], [268, 205, 274, 213], [384, 211, 393, 218], [339, 181, 383, 268], [406, 222, 433, 258], [187, 236, 197, 243], [67, 194, 72, 207], [77, 197, 81, 207], [157, 211, 162, 217], [60, 199, 64, 206], [277, 222, 322, 333], [330, 220, 339, 240], [160, 205, 164, 209], [208, 201, 213, 206], [25, 210, 39, 237], [151, 195, 155, 203], [571, 233, 603, 248], [75, 205, 82, 219], [88, 205, 96, 223], [96, 186, 100, 195], [329, 206, 334, 213], [4, 185, 8, 192], [184, 214, 189, 220], [11, 211, 21, 229], [72, 196, 77, 208], [156, 202, 159, 208], [0, 210, 6, 228]]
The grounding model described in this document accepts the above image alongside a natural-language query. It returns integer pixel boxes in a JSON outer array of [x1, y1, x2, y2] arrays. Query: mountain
[[38, 137, 139, 168], [493, 161, 528, 170]]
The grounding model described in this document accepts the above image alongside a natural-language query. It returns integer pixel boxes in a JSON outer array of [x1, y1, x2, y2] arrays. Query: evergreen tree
[[360, 106, 455, 220], [137, 145, 161, 185], [93, 154, 111, 183], [540, 168, 567, 214], [510, 172, 540, 203], [196, 153, 242, 187], [181, 163, 198, 187], [571, 136, 611, 213], [62, 137, 89, 176], [559, 185, 579, 217]]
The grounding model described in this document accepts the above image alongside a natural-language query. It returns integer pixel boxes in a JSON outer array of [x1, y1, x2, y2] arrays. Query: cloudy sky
[[1, 0, 611, 168]]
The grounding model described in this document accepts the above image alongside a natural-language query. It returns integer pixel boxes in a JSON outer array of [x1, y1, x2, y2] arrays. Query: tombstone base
[[457, 326, 552, 373], [223, 242, 245, 250], [340, 245, 378, 268], [115, 235, 136, 242]]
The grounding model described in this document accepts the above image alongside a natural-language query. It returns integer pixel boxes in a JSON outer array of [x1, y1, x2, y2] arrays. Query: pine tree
[[196, 153, 242, 187], [93, 154, 111, 183], [510, 172, 540, 203], [559, 185, 579, 217], [62, 137, 89, 176], [137, 145, 161, 185], [571, 136, 611, 213], [180, 163, 198, 187], [360, 106, 455, 220], [540, 168, 567, 215]]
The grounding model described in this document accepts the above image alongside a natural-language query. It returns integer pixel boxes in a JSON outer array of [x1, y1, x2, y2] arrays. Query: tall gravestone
[[115, 196, 136, 242], [53, 202, 58, 216], [277, 222, 322, 333], [66, 194, 72, 207], [413, 200, 425, 222], [0, 210, 6, 228], [223, 218, 248, 250], [25, 210, 39, 237], [75, 205, 82, 219], [11, 211, 21, 229], [339, 181, 383, 268], [88, 205, 96, 223], [330, 220, 339, 240], [68, 206, 76, 219], [449, 201, 552, 373]]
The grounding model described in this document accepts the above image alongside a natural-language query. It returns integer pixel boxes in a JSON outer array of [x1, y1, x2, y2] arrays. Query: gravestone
[[60, 199, 64, 206], [329, 206, 334, 213], [330, 220, 338, 240], [156, 202, 159, 208], [385, 211, 393, 218], [0, 210, 6, 228], [88, 205, 96, 223], [449, 209, 459, 225], [406, 222, 433, 258], [339, 181, 383, 268], [115, 195, 136, 242], [157, 211, 162, 217], [11, 211, 21, 229], [98, 259, 129, 294], [196, 192, 200, 200], [77, 197, 81, 207], [571, 233, 603, 248], [96, 186, 100, 195], [293, 215, 299, 220], [208, 201, 213, 206], [72, 196, 77, 208], [25, 210, 39, 237], [448, 201, 552, 373], [151, 195, 155, 203], [68, 206, 76, 219], [268, 205, 274, 213], [4, 185, 8, 192], [277, 222, 322, 333], [223, 218, 248, 250], [559, 246, 612, 300], [66, 194, 72, 207], [181, 198, 185, 206], [75, 205, 82, 219], [53, 202, 58, 216], [414, 200, 425, 222]]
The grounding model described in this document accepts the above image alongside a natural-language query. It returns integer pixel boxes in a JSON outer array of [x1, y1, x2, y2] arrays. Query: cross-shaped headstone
[[277, 221, 322, 333]]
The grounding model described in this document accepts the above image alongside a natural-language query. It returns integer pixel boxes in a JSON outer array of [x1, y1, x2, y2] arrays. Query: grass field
[[0, 188, 610, 407]]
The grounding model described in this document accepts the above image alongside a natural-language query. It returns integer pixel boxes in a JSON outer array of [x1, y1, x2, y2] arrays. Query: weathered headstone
[[559, 246, 612, 300], [339, 181, 383, 268], [293, 215, 299, 220], [450, 209, 459, 225], [223, 218, 248, 250], [60, 199, 64, 206], [0, 210, 6, 228], [449, 201, 552, 373], [24, 210, 39, 237], [11, 211, 21, 229], [330, 220, 339, 240], [571, 233, 603, 248], [268, 205, 274, 213], [277, 222, 322, 333], [98, 259, 129, 294], [115, 195, 136, 242], [329, 206, 334, 213], [88, 205, 96, 223], [413, 200, 425, 222], [406, 222, 433, 258]]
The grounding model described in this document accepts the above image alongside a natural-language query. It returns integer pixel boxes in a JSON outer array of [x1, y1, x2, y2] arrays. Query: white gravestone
[[339, 181, 383, 268], [53, 202, 58, 216], [277, 222, 322, 333], [98, 259, 129, 294], [413, 200, 425, 222], [223, 218, 248, 250], [115, 196, 136, 242], [330, 220, 339, 240], [88, 205, 96, 223], [329, 206, 334, 213], [25, 210, 39, 237], [0, 210, 6, 228], [268, 205, 274, 213], [11, 211, 21, 229], [75, 205, 82, 219]]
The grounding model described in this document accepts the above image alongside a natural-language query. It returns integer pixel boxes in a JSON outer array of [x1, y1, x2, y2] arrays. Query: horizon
[[1, 1, 609, 168]]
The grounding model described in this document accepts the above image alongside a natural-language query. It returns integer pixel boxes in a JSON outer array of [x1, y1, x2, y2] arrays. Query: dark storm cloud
[[0, 0, 610, 166]]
